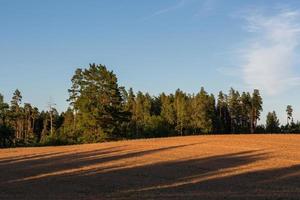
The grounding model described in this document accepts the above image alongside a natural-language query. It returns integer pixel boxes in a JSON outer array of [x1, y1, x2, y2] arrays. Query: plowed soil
[[0, 134, 299, 199]]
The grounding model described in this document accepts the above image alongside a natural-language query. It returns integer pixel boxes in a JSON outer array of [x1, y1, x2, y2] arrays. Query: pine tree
[[123, 88, 136, 138], [286, 105, 293, 125], [10, 89, 23, 141], [160, 93, 176, 133], [240, 92, 252, 133], [0, 93, 14, 147], [0, 94, 9, 126], [174, 89, 188, 135], [228, 88, 241, 133], [190, 87, 215, 134], [216, 91, 230, 133], [251, 89, 263, 133], [68, 64, 129, 142], [266, 111, 280, 133], [23, 103, 33, 142]]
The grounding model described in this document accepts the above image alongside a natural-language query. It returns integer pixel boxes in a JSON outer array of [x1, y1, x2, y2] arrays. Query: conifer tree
[[174, 89, 188, 135], [251, 89, 263, 133], [68, 64, 129, 141], [191, 87, 215, 133], [10, 89, 23, 141], [286, 105, 293, 125], [266, 111, 280, 133]]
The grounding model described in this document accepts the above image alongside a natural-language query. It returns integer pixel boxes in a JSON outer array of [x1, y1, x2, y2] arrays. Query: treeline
[[0, 90, 64, 147], [0, 64, 299, 147]]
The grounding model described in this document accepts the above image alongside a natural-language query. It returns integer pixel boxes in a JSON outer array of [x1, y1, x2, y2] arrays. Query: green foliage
[[174, 89, 189, 135], [190, 87, 215, 133], [286, 105, 293, 125], [226, 88, 263, 133], [251, 89, 263, 133], [216, 91, 230, 133], [144, 115, 169, 138], [40, 133, 69, 146], [0, 124, 14, 147], [266, 111, 280, 133], [160, 93, 176, 128], [67, 64, 130, 142], [2, 63, 300, 148]]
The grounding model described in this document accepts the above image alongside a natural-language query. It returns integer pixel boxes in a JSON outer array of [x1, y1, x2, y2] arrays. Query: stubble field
[[0, 134, 299, 199]]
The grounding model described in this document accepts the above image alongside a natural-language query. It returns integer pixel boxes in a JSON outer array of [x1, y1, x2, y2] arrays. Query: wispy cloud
[[240, 8, 300, 95], [142, 0, 186, 21], [142, 0, 218, 21], [194, 0, 217, 17]]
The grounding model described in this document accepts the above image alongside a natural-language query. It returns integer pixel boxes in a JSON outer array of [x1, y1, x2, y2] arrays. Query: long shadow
[[1, 143, 299, 200], [129, 164, 300, 200], [89, 150, 268, 199], [1, 146, 123, 166], [0, 143, 200, 184], [90, 152, 300, 200], [191, 164, 300, 199], [0, 152, 67, 165]]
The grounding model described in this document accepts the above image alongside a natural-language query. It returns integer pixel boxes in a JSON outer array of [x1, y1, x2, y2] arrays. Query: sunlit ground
[[0, 134, 299, 199]]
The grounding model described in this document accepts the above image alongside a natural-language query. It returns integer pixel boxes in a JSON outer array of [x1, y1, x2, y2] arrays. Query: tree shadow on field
[[0, 143, 199, 184], [0, 152, 66, 164], [0, 142, 299, 200], [110, 157, 300, 200]]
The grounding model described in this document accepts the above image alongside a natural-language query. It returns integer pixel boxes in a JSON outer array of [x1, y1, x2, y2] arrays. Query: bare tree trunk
[[50, 111, 53, 136], [250, 109, 254, 134]]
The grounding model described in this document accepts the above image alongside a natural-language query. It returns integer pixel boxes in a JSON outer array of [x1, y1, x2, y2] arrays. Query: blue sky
[[1, 0, 300, 124]]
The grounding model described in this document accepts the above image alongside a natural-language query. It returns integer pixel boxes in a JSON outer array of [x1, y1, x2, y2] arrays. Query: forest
[[0, 64, 299, 147]]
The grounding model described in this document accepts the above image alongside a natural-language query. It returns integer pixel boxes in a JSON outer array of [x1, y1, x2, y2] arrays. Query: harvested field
[[0, 134, 299, 200]]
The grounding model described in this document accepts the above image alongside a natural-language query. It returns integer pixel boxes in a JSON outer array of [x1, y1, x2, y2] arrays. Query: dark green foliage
[[144, 115, 169, 138], [0, 125, 14, 147], [160, 93, 176, 133], [225, 88, 263, 134], [174, 89, 189, 135], [1, 63, 300, 148], [190, 88, 215, 133], [266, 111, 280, 133], [67, 64, 130, 142], [286, 105, 293, 125], [251, 89, 263, 133], [216, 91, 231, 133]]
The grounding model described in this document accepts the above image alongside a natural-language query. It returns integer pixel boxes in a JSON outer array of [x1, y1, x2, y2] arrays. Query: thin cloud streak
[[141, 0, 186, 21], [240, 8, 300, 95], [142, 0, 218, 21]]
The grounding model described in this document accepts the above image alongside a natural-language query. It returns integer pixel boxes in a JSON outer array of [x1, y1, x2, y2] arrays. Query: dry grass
[[0, 134, 299, 199]]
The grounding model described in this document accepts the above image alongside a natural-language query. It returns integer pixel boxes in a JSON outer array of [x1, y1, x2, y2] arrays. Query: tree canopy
[[1, 63, 299, 148]]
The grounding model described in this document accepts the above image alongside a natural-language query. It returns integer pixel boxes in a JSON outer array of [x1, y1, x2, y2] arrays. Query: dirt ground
[[0, 134, 299, 200]]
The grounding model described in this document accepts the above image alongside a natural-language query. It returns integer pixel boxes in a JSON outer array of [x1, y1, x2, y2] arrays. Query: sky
[[1, 0, 300, 124]]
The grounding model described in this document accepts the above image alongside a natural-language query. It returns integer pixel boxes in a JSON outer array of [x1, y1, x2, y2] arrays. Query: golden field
[[0, 134, 299, 199]]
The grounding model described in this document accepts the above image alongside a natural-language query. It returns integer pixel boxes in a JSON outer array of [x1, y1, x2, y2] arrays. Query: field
[[0, 135, 299, 200]]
